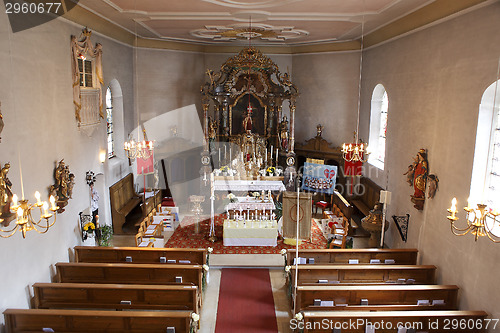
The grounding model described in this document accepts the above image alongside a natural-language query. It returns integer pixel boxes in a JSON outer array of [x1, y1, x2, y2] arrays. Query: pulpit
[[282, 191, 313, 241]]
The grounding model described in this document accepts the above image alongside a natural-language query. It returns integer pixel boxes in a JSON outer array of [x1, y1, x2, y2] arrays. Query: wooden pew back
[[301, 310, 488, 332], [33, 283, 199, 313], [286, 249, 418, 266], [56, 263, 202, 290], [290, 265, 436, 285], [3, 309, 193, 333], [74, 246, 207, 265], [295, 285, 458, 312]]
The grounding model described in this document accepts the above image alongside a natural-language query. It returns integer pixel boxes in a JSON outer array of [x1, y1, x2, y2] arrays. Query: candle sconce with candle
[[446, 197, 500, 242], [0, 161, 58, 238]]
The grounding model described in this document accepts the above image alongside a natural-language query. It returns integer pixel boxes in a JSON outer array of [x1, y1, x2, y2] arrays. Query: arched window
[[470, 79, 500, 211], [368, 84, 388, 170], [106, 86, 115, 158]]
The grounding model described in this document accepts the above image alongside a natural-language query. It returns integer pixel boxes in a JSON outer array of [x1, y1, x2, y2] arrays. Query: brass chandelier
[[447, 198, 500, 242], [341, 17, 369, 164], [124, 134, 154, 160], [0, 191, 58, 238]]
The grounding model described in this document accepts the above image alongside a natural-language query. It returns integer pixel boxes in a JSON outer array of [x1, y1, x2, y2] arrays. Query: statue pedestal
[[361, 219, 389, 248]]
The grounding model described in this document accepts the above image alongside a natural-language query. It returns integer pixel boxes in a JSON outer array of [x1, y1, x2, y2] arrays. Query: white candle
[[276, 148, 278, 163], [271, 146, 273, 160]]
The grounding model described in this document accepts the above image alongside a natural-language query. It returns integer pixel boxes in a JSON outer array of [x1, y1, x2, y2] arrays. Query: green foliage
[[97, 224, 113, 247], [274, 201, 283, 220]]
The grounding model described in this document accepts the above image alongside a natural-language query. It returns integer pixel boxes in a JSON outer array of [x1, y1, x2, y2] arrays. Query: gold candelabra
[[446, 198, 500, 242], [342, 142, 368, 163], [0, 192, 58, 238], [124, 138, 154, 160]]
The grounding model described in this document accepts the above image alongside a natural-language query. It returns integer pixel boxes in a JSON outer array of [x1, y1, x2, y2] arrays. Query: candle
[[43, 202, 49, 217], [265, 148, 268, 163], [35, 191, 41, 205], [50, 195, 56, 210], [229, 147, 232, 162], [12, 194, 18, 206], [225, 145, 227, 161], [467, 197, 471, 210], [450, 198, 457, 218], [270, 146, 273, 160], [276, 148, 278, 163]]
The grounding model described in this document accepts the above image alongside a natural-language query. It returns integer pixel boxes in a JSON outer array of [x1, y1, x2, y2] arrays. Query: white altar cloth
[[213, 180, 285, 192], [223, 219, 278, 246], [226, 196, 276, 211]]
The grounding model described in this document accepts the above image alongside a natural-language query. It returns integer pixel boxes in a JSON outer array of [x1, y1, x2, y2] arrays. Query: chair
[[135, 233, 153, 247], [330, 218, 348, 249], [315, 200, 331, 215]]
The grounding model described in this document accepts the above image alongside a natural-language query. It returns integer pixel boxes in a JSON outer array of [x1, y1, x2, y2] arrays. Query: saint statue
[[410, 149, 428, 210], [0, 162, 13, 225], [279, 116, 289, 151], [242, 103, 253, 133]]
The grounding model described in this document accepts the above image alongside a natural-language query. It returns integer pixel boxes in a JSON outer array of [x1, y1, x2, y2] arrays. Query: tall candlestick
[[276, 148, 278, 164]]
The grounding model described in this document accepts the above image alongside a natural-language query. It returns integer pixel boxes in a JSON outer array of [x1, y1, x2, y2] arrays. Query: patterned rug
[[165, 215, 327, 254]]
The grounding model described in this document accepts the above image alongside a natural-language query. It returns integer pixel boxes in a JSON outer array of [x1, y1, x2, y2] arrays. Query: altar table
[[223, 220, 278, 247]]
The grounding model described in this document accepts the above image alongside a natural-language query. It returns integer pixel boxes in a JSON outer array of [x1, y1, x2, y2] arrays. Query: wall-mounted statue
[[51, 159, 74, 213], [427, 174, 439, 199], [407, 149, 428, 210], [0, 102, 4, 143], [0, 162, 14, 226]]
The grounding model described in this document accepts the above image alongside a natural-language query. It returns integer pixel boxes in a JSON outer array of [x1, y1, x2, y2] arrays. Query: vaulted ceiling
[[73, 0, 491, 51]]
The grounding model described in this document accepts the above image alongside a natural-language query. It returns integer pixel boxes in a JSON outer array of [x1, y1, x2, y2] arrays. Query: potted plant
[[96, 224, 113, 246]]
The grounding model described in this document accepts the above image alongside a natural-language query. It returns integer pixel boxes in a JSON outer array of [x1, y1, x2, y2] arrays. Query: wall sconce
[[99, 151, 106, 164]]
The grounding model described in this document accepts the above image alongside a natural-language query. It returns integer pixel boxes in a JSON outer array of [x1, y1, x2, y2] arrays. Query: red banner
[[137, 152, 154, 175]]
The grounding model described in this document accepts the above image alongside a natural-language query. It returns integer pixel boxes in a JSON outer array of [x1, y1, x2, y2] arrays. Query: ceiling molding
[[364, 0, 490, 48], [63, 0, 492, 54]]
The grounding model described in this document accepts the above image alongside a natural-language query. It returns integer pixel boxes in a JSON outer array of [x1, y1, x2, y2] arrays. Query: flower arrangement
[[220, 165, 229, 172], [266, 166, 276, 175], [96, 224, 113, 246], [252, 191, 260, 198], [227, 193, 236, 203], [83, 222, 95, 232]]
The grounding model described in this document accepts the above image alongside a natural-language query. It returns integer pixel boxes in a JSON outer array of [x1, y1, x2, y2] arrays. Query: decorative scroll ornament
[[86, 171, 96, 187], [191, 24, 308, 43], [70, 28, 104, 125], [0, 102, 4, 143], [393, 214, 410, 242]]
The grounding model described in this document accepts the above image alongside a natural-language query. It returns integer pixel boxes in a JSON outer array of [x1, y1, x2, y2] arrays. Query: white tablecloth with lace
[[213, 180, 285, 192]]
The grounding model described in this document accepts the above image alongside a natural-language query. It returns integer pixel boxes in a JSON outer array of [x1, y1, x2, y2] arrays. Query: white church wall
[[358, 2, 500, 327], [292, 51, 362, 147], [0, 11, 133, 329]]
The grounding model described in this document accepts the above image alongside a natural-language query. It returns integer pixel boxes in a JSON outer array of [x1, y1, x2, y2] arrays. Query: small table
[[223, 219, 278, 246]]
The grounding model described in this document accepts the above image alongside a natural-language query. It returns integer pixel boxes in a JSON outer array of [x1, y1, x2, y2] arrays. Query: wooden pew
[[348, 176, 383, 217], [55, 263, 203, 301], [33, 283, 199, 313], [4, 309, 193, 333], [300, 310, 488, 332], [295, 285, 458, 312], [286, 249, 418, 266], [109, 173, 142, 235], [74, 246, 207, 266], [290, 265, 436, 286]]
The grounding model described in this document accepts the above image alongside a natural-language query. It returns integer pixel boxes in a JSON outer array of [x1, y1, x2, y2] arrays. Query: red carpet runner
[[215, 268, 278, 333]]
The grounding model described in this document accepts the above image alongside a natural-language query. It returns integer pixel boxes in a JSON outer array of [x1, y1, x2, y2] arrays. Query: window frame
[[368, 84, 389, 170], [106, 86, 115, 159]]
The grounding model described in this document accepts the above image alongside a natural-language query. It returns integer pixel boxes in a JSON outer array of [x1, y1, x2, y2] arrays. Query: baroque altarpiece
[[200, 47, 298, 185]]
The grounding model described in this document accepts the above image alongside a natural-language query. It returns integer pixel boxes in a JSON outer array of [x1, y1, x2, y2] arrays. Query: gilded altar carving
[[201, 47, 299, 176]]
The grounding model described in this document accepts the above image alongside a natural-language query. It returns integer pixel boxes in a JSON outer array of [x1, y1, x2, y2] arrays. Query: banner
[[137, 153, 155, 175], [301, 162, 337, 194]]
